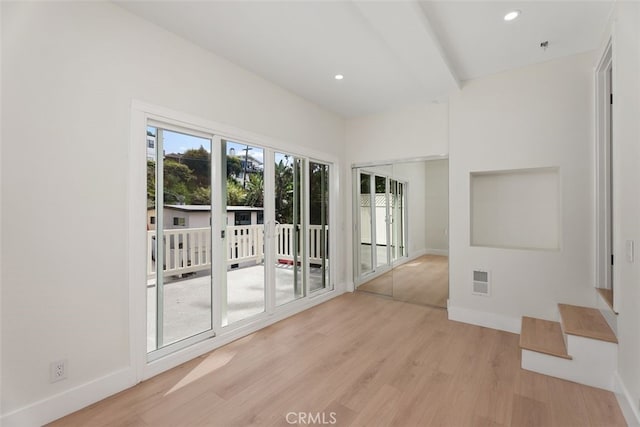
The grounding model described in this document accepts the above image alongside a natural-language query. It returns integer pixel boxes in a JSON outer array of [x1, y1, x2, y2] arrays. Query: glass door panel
[[374, 175, 388, 268], [398, 182, 406, 258], [147, 125, 214, 353], [274, 153, 305, 305], [359, 173, 373, 275], [390, 179, 398, 262], [223, 141, 265, 325], [309, 161, 330, 292]]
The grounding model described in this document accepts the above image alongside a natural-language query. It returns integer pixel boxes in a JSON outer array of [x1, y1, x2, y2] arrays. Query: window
[[139, 106, 336, 363], [234, 212, 251, 226], [147, 124, 213, 356]]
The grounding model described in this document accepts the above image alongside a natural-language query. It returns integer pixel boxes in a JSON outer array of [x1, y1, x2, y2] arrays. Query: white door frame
[[594, 38, 614, 303]]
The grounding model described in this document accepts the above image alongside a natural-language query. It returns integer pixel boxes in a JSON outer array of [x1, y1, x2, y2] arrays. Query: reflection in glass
[[309, 162, 330, 291], [375, 175, 388, 267], [359, 173, 373, 275]]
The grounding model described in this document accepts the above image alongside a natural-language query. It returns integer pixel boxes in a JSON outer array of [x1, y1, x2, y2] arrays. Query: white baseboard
[[424, 248, 449, 256], [1, 367, 136, 427], [1, 288, 346, 426], [447, 304, 521, 334], [614, 372, 640, 426]]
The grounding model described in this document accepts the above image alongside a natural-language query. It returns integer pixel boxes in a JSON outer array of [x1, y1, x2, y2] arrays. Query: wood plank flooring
[[559, 303, 618, 343], [358, 255, 448, 308], [50, 293, 626, 427], [597, 288, 616, 313], [520, 317, 571, 359]]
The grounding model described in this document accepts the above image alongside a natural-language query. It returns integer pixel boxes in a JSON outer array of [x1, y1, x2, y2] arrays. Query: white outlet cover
[[626, 240, 634, 263], [50, 359, 67, 383]]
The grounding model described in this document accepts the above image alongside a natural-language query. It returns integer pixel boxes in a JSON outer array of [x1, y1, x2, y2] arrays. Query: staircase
[[520, 302, 618, 391]]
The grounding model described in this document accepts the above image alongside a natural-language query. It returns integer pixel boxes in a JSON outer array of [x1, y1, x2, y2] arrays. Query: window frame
[[129, 101, 340, 381]]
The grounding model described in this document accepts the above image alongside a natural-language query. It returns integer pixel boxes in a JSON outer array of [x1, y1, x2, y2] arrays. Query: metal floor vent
[[473, 270, 490, 296]]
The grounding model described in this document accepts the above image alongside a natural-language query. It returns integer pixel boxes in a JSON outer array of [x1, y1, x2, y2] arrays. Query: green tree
[[182, 146, 211, 188], [275, 158, 294, 224], [244, 173, 264, 207], [147, 160, 156, 208], [227, 179, 246, 206], [227, 155, 243, 178], [309, 162, 329, 225], [191, 186, 211, 205], [163, 160, 194, 204]]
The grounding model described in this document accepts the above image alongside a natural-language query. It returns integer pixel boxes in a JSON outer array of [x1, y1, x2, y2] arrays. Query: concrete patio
[[147, 263, 327, 351]]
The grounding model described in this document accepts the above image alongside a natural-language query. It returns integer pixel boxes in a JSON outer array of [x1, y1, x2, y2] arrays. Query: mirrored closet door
[[353, 158, 449, 308]]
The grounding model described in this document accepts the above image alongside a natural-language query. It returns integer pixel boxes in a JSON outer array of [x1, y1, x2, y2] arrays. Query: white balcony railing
[[147, 224, 328, 278]]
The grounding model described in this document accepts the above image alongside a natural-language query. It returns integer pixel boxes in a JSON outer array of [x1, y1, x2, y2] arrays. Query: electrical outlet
[[50, 360, 67, 383]]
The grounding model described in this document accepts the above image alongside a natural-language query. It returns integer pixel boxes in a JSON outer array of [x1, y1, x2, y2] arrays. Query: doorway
[[145, 118, 334, 359], [595, 39, 615, 311]]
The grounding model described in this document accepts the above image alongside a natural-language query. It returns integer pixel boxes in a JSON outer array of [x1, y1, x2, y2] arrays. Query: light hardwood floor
[[50, 292, 625, 427], [358, 255, 448, 308]]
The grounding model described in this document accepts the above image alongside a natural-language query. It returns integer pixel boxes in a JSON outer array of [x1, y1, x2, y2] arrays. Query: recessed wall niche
[[470, 167, 560, 250]]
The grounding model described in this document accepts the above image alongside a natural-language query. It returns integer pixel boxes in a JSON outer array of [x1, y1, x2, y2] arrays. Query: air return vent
[[473, 270, 490, 296]]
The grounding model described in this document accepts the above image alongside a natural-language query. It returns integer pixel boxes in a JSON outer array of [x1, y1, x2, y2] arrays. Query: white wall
[[424, 159, 449, 253], [1, 1, 344, 419], [345, 103, 448, 164], [392, 162, 428, 257], [448, 52, 596, 329], [345, 103, 449, 286], [609, 1, 640, 418]]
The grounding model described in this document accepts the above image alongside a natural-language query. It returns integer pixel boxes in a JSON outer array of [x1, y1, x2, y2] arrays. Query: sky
[[147, 126, 266, 163], [148, 126, 296, 167]]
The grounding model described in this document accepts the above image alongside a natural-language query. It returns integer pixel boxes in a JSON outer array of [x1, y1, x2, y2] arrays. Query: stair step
[[520, 316, 572, 359], [558, 303, 618, 343], [596, 288, 617, 314]]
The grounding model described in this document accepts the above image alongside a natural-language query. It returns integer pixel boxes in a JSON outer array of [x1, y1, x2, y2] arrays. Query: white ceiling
[[421, 1, 613, 81], [116, 1, 613, 118]]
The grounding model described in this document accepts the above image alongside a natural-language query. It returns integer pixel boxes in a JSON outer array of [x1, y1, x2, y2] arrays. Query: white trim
[[424, 248, 449, 256], [130, 99, 342, 382], [447, 304, 521, 334], [132, 100, 341, 166], [614, 372, 640, 426], [594, 37, 614, 303], [351, 154, 448, 169], [0, 368, 136, 427]]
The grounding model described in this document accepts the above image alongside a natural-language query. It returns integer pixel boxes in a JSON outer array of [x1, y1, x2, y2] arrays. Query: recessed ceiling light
[[334, 74, 344, 80], [504, 10, 520, 21]]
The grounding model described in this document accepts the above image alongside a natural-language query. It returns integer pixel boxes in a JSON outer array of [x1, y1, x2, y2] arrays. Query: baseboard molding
[[1, 367, 136, 427], [424, 248, 449, 256], [1, 288, 347, 426], [614, 371, 640, 426], [447, 304, 521, 334]]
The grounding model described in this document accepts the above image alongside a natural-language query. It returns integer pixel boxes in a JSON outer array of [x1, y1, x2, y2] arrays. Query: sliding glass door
[[274, 152, 305, 306], [147, 124, 215, 353], [223, 140, 266, 326], [359, 173, 374, 275], [309, 161, 330, 292], [355, 169, 407, 283], [146, 119, 334, 357]]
